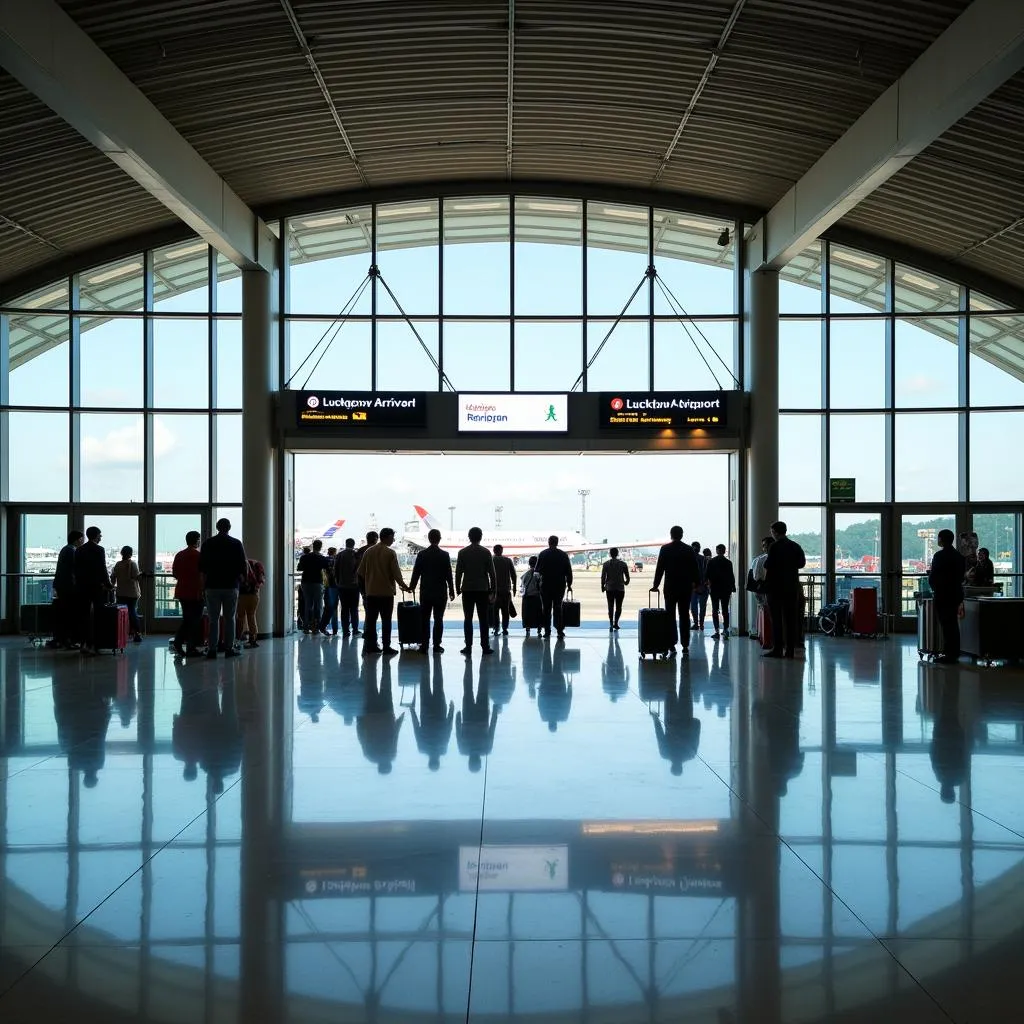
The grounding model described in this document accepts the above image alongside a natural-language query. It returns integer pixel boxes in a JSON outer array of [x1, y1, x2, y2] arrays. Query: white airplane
[[405, 506, 660, 558], [294, 518, 348, 547]]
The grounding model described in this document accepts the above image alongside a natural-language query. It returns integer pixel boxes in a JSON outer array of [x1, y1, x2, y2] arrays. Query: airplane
[[293, 518, 348, 547], [404, 506, 661, 558]]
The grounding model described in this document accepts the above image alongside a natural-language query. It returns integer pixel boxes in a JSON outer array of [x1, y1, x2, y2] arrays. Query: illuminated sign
[[458, 394, 568, 433], [295, 391, 427, 429], [458, 845, 569, 892], [599, 391, 729, 429]]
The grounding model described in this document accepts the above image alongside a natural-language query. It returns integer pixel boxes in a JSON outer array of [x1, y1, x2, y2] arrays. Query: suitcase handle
[[565, 587, 573, 600], [648, 589, 661, 608]]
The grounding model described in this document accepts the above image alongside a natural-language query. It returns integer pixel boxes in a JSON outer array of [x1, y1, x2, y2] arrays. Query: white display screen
[[458, 394, 568, 433], [458, 845, 569, 892]]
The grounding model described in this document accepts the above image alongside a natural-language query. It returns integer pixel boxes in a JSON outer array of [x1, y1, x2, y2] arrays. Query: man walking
[[929, 529, 966, 665], [171, 530, 204, 656], [705, 544, 736, 639], [536, 535, 573, 639], [491, 544, 517, 636], [762, 521, 806, 659], [409, 528, 455, 653], [689, 541, 708, 630], [73, 526, 109, 656], [199, 518, 247, 659], [600, 546, 630, 630], [455, 527, 496, 656], [334, 537, 361, 638], [357, 527, 407, 656], [651, 526, 701, 657]]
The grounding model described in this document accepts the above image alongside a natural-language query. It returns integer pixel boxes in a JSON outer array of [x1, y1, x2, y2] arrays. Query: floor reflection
[[1, 631, 1023, 1022]]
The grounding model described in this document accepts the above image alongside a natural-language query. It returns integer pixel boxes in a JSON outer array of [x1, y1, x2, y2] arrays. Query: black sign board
[[295, 391, 427, 429], [599, 391, 730, 429]]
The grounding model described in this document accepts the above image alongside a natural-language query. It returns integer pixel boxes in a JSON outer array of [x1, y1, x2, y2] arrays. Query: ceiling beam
[[0, 0, 273, 269], [749, 0, 1024, 271], [506, 0, 515, 178]]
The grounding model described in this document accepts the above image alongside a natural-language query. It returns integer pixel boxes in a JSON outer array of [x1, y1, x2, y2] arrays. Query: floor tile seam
[[860, 750, 1024, 843], [464, 752, 490, 1024], [0, 775, 244, 1000]]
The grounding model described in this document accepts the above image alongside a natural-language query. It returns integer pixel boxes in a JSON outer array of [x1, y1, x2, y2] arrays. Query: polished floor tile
[[1, 630, 1023, 1021]]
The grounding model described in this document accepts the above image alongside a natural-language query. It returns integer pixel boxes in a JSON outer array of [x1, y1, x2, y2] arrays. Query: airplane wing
[[560, 540, 662, 556]]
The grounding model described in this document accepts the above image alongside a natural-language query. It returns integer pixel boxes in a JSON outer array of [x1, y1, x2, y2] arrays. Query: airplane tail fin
[[413, 505, 442, 532], [321, 519, 346, 539]]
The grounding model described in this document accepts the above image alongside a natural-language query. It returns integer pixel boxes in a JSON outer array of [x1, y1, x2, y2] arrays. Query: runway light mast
[[448, 505, 456, 530], [578, 489, 591, 538], [495, 505, 503, 529]]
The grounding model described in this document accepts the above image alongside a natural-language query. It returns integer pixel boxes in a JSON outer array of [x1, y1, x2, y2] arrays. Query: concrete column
[[744, 264, 780, 627], [242, 262, 280, 636]]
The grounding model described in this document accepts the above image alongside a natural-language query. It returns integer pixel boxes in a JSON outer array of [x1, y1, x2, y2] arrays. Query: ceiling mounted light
[[898, 271, 941, 291], [831, 249, 881, 270], [87, 262, 142, 284], [717, 227, 731, 247], [161, 242, 207, 261], [377, 204, 434, 218]]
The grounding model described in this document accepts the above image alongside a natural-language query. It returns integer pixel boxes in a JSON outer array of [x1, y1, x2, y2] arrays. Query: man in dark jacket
[[536, 535, 573, 639], [762, 521, 806, 659], [455, 527, 496, 655], [409, 528, 455, 653], [651, 526, 701, 656], [491, 544, 517, 636], [74, 526, 111, 656], [929, 529, 966, 664], [705, 544, 736, 640], [198, 518, 247, 659], [54, 530, 84, 648], [334, 538, 361, 638]]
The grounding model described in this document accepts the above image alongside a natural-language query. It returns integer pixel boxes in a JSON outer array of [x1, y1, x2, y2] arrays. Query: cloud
[[82, 418, 176, 467]]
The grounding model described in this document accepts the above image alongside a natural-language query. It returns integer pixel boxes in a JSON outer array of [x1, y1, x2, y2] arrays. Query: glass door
[[149, 508, 209, 629], [897, 510, 956, 618], [16, 510, 69, 607], [971, 509, 1021, 597], [831, 508, 885, 607]]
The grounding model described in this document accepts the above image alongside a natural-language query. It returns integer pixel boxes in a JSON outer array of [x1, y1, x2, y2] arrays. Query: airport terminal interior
[[2, 1, 1024, 1021]]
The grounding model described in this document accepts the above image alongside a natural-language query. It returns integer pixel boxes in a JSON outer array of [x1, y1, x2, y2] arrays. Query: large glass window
[[830, 414, 887, 503], [8, 412, 68, 502], [779, 320, 822, 409], [779, 241, 822, 315], [779, 415, 822, 503], [7, 312, 69, 407], [152, 414, 210, 503], [377, 321, 440, 391], [442, 322, 510, 391], [969, 314, 1024, 406], [287, 206, 372, 316], [894, 413, 960, 502], [78, 255, 145, 312], [653, 321, 735, 391], [587, 202, 649, 315], [894, 319, 960, 408], [514, 198, 582, 315], [443, 198, 510, 315], [376, 200, 439, 315], [586, 321, 648, 391], [152, 319, 209, 408], [79, 412, 144, 503], [970, 411, 1024, 501], [214, 319, 243, 408], [79, 317, 145, 407], [152, 241, 210, 313], [514, 323, 582, 392], [286, 321, 371, 391], [215, 414, 242, 503], [830, 320, 886, 409], [653, 210, 735, 316]]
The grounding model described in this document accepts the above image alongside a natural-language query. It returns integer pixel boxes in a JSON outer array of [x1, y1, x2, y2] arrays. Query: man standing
[[318, 546, 340, 635], [651, 526, 701, 657], [689, 541, 707, 630], [171, 530, 204, 656], [357, 527, 407, 656], [705, 544, 737, 640], [409, 528, 455, 653], [491, 544, 517, 636], [198, 518, 247, 659], [74, 526, 110, 656], [600, 547, 630, 630], [929, 528, 967, 665], [297, 539, 330, 635], [355, 530, 379, 633], [536, 535, 573, 639], [762, 521, 806, 659], [53, 530, 84, 648], [334, 538, 361, 638], [456, 527, 496, 656]]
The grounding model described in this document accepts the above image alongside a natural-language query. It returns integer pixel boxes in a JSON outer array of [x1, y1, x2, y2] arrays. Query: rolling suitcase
[[638, 592, 673, 659], [917, 597, 944, 660], [757, 605, 773, 651], [21, 603, 55, 643], [522, 593, 543, 630], [94, 604, 129, 653], [560, 589, 581, 629], [397, 600, 421, 647], [849, 587, 879, 637]]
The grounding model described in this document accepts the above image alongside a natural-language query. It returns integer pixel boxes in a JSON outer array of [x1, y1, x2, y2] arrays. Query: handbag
[[509, 600, 518, 619]]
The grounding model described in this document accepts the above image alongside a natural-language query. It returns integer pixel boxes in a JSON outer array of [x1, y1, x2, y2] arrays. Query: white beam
[[0, 0, 272, 269], [751, 0, 1024, 270]]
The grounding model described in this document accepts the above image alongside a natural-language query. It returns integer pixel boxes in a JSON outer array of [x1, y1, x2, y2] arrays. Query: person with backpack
[[520, 556, 543, 636], [237, 556, 265, 648]]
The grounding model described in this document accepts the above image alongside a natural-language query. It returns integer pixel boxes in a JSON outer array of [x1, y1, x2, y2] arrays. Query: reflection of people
[[928, 529, 966, 664], [651, 526, 701, 657], [456, 661, 499, 771], [297, 640, 326, 722], [324, 637, 365, 725], [357, 659, 404, 773], [651, 674, 701, 775], [600, 547, 630, 630], [486, 638, 517, 711], [601, 635, 629, 702], [929, 679, 965, 803], [522, 633, 543, 700], [410, 657, 454, 770], [53, 677, 114, 787], [763, 521, 806, 659], [172, 666, 214, 781], [755, 675, 804, 796], [537, 644, 572, 731]]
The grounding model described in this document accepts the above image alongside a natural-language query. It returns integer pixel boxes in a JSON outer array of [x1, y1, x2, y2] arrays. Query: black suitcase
[[639, 593, 673, 659], [21, 603, 55, 641], [561, 589, 581, 629], [396, 600, 421, 647], [522, 593, 543, 629]]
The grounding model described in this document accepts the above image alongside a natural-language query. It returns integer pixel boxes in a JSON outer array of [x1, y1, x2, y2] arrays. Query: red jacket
[[172, 547, 203, 601]]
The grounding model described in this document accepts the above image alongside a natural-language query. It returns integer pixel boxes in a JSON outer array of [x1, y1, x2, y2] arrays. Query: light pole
[[495, 505, 503, 529], [578, 489, 591, 538], [448, 505, 456, 531]]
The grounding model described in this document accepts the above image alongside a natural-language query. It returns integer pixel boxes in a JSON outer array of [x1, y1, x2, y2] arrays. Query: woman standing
[[111, 546, 143, 643]]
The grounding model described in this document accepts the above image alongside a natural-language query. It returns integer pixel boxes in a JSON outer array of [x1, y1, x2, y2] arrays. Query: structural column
[[242, 252, 281, 636], [744, 260, 780, 626]]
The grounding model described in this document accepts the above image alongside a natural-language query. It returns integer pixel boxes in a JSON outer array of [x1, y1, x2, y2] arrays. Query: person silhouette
[[203, 680, 244, 795], [602, 635, 629, 703], [485, 636, 517, 712], [410, 656, 454, 771], [357, 658, 404, 773], [171, 662, 218, 782], [456, 659, 499, 771], [651, 671, 701, 775], [755, 672, 805, 796], [537, 643, 572, 731], [53, 677, 114, 788], [930, 679, 965, 804]]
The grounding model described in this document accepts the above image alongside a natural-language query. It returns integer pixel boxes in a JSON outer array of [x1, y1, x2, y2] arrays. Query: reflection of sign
[[605, 857, 728, 896], [829, 477, 856, 504], [458, 394, 568, 433], [295, 391, 427, 428], [294, 866, 419, 898], [459, 845, 569, 891], [599, 392, 729, 429]]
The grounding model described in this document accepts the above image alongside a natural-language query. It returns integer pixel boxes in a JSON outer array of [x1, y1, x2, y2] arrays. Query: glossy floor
[[1, 628, 1022, 1023]]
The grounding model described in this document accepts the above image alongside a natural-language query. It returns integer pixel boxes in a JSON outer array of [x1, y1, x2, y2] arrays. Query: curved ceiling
[[3, 0, 1024, 299]]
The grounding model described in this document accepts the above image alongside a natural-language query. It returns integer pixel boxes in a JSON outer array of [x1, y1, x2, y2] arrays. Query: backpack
[[241, 559, 265, 595]]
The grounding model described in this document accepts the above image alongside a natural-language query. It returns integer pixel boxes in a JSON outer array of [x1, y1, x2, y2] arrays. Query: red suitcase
[[95, 605, 129, 653], [849, 587, 878, 637], [757, 605, 773, 650]]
